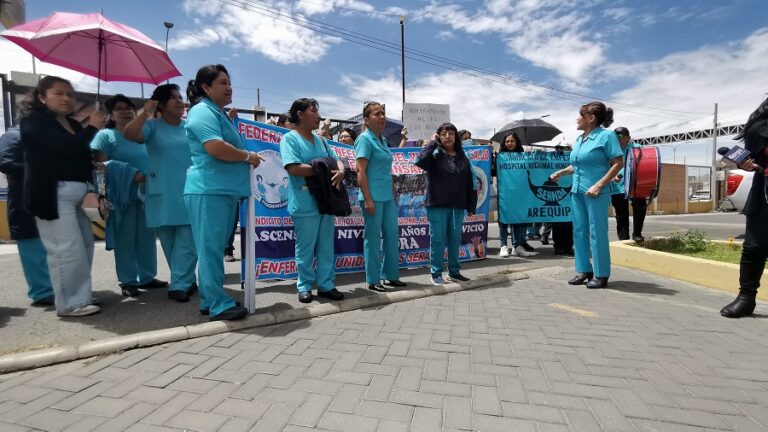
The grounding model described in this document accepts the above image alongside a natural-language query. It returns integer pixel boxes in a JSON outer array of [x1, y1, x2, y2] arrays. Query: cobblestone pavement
[[1, 265, 767, 432]]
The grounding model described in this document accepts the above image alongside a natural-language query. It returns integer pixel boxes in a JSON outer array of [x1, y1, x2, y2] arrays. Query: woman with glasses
[[91, 94, 167, 297], [415, 123, 477, 285], [720, 97, 768, 318], [280, 98, 346, 303], [337, 128, 357, 146], [550, 101, 623, 289], [123, 84, 198, 303], [356, 102, 406, 292]]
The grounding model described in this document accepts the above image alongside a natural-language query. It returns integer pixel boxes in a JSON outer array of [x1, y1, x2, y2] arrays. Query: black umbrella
[[490, 118, 562, 146]]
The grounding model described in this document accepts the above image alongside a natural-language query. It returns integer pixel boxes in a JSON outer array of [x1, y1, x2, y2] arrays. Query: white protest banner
[[403, 103, 450, 141]]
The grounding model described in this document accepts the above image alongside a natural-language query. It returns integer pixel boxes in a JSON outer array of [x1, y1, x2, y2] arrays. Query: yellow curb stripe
[[549, 303, 598, 317]]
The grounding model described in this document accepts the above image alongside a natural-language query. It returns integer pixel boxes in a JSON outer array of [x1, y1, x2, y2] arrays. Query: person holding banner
[[720, 97, 768, 318], [184, 64, 261, 321], [496, 132, 538, 258], [610, 127, 648, 242], [415, 123, 477, 285], [123, 84, 198, 303], [280, 98, 346, 303], [355, 101, 406, 292], [550, 102, 623, 289]]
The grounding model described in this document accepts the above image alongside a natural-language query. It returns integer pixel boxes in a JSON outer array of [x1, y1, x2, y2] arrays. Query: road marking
[[548, 303, 598, 317]]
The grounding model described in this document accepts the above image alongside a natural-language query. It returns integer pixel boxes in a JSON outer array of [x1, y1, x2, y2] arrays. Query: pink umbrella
[[1, 12, 181, 96]]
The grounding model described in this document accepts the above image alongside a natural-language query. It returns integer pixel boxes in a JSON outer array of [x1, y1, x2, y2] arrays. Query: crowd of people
[[3, 63, 763, 322]]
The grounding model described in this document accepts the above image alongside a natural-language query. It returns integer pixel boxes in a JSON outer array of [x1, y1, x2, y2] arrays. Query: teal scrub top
[[141, 118, 191, 227], [184, 97, 249, 197], [90, 128, 149, 173], [569, 127, 623, 195], [280, 130, 336, 217], [612, 141, 642, 195], [355, 128, 393, 202]]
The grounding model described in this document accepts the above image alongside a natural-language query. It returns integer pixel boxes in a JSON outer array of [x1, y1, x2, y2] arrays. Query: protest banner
[[496, 150, 573, 224], [236, 117, 490, 284], [402, 103, 450, 141]]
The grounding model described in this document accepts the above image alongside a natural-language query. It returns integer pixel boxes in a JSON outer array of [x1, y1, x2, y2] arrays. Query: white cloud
[[173, 0, 343, 65]]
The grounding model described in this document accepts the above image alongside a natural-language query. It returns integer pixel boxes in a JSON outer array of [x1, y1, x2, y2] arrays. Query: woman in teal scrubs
[[280, 98, 346, 303], [550, 101, 623, 289], [184, 64, 262, 321], [123, 84, 197, 303], [91, 94, 167, 297], [355, 102, 406, 292]]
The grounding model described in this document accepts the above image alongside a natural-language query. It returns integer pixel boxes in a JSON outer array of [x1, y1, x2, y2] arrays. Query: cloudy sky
[[3, 0, 768, 165]]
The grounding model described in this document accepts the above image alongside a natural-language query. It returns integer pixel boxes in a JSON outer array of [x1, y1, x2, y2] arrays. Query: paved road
[[0, 264, 766, 431], [0, 212, 748, 355]]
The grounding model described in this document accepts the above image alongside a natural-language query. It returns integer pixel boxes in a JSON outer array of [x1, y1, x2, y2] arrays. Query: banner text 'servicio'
[[497, 151, 573, 224], [236, 118, 491, 280]]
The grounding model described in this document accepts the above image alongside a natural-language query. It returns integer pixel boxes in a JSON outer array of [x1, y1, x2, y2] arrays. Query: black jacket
[[414, 141, 477, 212], [0, 126, 39, 239], [742, 119, 768, 216], [20, 110, 97, 220], [306, 157, 352, 217]]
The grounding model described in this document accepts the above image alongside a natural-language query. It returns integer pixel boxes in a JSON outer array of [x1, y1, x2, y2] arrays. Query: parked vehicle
[[725, 169, 754, 211], [689, 190, 711, 201]]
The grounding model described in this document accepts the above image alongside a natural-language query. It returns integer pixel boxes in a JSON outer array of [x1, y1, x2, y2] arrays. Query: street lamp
[[400, 15, 406, 119], [164, 21, 174, 84], [656, 143, 682, 165]]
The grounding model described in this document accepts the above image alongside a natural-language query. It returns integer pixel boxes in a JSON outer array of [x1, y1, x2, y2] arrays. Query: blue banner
[[497, 151, 573, 224], [236, 118, 491, 280]]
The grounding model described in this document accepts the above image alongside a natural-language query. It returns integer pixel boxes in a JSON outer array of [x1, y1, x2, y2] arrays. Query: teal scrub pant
[[16, 238, 54, 302], [572, 192, 612, 278], [185, 194, 239, 317], [115, 200, 157, 286], [156, 225, 197, 293], [362, 199, 400, 284], [427, 207, 465, 277], [293, 214, 335, 293]]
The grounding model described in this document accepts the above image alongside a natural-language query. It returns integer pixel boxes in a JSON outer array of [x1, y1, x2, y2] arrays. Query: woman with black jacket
[[415, 123, 477, 285], [20, 76, 105, 317], [721, 97, 768, 318]]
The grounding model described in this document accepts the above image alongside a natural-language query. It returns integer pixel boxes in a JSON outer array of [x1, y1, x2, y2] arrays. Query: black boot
[[720, 291, 756, 318], [568, 272, 593, 285]]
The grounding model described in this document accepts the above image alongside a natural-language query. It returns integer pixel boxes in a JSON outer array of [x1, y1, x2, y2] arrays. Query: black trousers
[[611, 194, 649, 240], [740, 211, 768, 294], [552, 222, 573, 252], [224, 200, 241, 256]]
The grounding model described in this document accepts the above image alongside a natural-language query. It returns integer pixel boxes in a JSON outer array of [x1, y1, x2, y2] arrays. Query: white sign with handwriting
[[403, 103, 451, 141]]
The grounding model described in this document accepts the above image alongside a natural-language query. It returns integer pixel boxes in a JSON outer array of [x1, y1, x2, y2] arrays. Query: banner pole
[[245, 166, 256, 314]]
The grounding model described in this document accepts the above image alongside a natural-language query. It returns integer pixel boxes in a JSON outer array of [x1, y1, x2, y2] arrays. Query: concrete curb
[[0, 269, 534, 374], [610, 240, 768, 302]]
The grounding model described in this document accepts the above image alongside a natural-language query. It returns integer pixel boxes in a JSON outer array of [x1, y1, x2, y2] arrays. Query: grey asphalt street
[[0, 212, 748, 355]]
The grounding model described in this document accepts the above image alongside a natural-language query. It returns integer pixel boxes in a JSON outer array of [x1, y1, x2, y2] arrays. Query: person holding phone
[[355, 101, 406, 292], [415, 123, 477, 285], [91, 94, 167, 297], [123, 84, 198, 303]]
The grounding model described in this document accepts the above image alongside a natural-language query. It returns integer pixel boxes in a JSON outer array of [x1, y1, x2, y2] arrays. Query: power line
[[293, 0, 402, 18], [218, 0, 711, 121]]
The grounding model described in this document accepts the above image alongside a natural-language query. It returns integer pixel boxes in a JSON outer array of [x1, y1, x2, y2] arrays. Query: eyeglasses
[[112, 106, 134, 112]]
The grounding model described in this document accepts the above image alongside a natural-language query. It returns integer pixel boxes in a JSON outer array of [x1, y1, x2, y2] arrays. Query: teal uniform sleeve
[[355, 135, 373, 160], [280, 133, 302, 167], [187, 106, 224, 145], [141, 119, 157, 143], [89, 129, 113, 157], [603, 131, 623, 160]]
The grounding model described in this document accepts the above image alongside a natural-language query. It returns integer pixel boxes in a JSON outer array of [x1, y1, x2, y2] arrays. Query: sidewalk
[[1, 264, 766, 431]]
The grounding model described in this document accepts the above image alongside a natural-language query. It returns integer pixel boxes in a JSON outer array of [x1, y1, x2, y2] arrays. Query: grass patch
[[638, 230, 742, 265]]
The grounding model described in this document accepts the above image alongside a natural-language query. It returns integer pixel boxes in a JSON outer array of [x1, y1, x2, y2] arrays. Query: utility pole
[[400, 15, 406, 120], [164, 21, 174, 84], [711, 102, 718, 211], [257, 88, 260, 106]]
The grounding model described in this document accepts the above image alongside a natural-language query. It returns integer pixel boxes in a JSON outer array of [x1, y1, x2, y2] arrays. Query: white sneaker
[[58, 304, 101, 317], [515, 246, 538, 257], [499, 246, 509, 257], [431, 275, 445, 285]]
